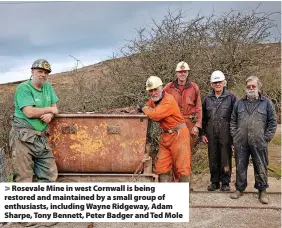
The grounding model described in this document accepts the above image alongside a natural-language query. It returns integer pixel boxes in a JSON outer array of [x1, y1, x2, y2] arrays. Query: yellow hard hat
[[176, 61, 190, 71], [146, 76, 163, 91]]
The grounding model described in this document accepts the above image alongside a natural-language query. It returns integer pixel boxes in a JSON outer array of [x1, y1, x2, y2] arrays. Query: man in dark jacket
[[230, 76, 277, 204], [201, 71, 237, 191]]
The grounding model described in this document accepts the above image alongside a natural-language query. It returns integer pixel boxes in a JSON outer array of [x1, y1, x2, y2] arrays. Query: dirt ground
[[1, 126, 281, 228]]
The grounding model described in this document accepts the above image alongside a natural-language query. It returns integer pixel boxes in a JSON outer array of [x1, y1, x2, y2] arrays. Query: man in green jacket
[[9, 59, 59, 182]]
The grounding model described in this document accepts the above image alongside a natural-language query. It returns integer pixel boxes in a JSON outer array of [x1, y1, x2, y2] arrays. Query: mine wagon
[[48, 113, 157, 182]]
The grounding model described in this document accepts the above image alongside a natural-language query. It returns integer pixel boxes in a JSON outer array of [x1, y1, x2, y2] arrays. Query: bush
[[101, 8, 281, 151]]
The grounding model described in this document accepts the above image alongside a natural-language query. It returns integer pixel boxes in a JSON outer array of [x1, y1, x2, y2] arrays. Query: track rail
[[191, 190, 281, 194], [190, 191, 281, 210], [190, 205, 281, 210]]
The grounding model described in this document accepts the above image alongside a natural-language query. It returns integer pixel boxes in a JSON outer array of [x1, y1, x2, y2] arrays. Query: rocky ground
[[2, 165, 280, 228]]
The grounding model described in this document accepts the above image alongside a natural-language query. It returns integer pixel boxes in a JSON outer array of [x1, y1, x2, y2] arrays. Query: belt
[[12, 127, 49, 137], [162, 123, 186, 134]]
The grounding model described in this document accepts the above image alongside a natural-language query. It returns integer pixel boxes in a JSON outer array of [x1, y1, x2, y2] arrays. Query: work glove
[[137, 104, 144, 113]]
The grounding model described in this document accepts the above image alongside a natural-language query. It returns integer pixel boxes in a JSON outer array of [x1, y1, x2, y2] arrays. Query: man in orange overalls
[[139, 76, 191, 182], [164, 61, 202, 149]]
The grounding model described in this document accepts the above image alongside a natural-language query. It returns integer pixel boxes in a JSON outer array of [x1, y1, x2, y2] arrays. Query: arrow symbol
[[5, 186, 10, 191]]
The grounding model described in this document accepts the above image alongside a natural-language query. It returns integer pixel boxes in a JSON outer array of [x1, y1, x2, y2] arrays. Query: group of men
[[140, 61, 277, 205], [2, 59, 277, 207]]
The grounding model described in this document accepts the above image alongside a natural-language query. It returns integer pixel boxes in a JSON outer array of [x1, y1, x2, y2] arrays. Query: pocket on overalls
[[45, 142, 52, 151], [41, 136, 52, 151], [19, 131, 37, 144]]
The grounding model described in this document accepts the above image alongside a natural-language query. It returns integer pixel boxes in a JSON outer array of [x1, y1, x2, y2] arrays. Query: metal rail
[[190, 191, 281, 210], [190, 205, 281, 210], [56, 174, 280, 210], [191, 190, 281, 194]]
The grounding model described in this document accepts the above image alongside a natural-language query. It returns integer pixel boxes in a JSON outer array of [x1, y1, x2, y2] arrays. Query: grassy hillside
[[0, 43, 280, 95]]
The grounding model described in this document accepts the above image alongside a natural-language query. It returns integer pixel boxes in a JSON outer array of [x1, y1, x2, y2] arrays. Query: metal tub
[[48, 114, 148, 173]]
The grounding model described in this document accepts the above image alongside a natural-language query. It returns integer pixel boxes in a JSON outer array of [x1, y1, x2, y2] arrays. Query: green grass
[[268, 164, 281, 178], [270, 135, 281, 146], [8, 172, 13, 182], [192, 144, 209, 175]]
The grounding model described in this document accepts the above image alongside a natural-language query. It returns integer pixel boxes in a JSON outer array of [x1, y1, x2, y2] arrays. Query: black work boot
[[158, 173, 172, 182], [220, 184, 230, 192], [230, 190, 242, 199], [259, 190, 269, 204], [207, 182, 220, 191]]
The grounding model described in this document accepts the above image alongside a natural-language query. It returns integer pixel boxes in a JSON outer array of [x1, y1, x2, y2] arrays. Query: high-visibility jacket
[[144, 91, 185, 130], [143, 91, 191, 177]]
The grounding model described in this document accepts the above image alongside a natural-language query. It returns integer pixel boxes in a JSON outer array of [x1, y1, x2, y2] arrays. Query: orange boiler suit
[[142, 91, 191, 177], [164, 80, 202, 148]]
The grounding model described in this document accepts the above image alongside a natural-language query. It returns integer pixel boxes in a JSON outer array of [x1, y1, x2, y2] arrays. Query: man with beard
[[230, 76, 277, 204], [138, 76, 191, 182], [201, 71, 237, 191], [9, 59, 59, 183]]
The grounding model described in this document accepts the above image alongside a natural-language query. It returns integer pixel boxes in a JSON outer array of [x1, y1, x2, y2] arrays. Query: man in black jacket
[[230, 76, 277, 204], [201, 71, 237, 191]]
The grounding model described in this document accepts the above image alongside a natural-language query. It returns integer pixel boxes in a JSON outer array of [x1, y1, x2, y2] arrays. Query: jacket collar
[[171, 78, 191, 90]]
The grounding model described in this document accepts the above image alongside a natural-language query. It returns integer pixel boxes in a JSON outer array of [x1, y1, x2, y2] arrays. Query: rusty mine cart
[[48, 113, 157, 182]]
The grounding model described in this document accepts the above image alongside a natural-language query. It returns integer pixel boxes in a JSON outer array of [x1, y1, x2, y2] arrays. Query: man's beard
[[245, 89, 259, 100], [32, 76, 46, 87], [151, 95, 162, 102]]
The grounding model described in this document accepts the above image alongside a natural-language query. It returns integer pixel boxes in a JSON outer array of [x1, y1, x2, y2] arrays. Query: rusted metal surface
[[55, 114, 145, 118], [48, 114, 148, 173], [57, 173, 157, 182]]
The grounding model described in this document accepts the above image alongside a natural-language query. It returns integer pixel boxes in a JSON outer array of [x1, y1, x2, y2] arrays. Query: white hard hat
[[176, 61, 190, 71], [146, 76, 163, 91], [210, 70, 225, 82]]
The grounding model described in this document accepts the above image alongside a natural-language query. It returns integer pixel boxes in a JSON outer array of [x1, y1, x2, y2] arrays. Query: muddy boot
[[158, 173, 172, 182], [230, 190, 242, 199], [179, 175, 191, 203], [207, 182, 220, 191], [179, 175, 190, 182], [220, 184, 230, 192], [259, 190, 269, 204]]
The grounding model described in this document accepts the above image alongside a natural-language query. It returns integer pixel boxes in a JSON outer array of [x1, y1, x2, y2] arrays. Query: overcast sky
[[0, 1, 281, 84]]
